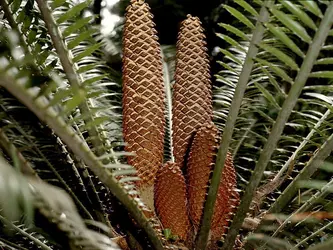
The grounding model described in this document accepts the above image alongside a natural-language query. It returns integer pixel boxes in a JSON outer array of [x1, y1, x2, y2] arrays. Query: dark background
[[92, 0, 232, 80]]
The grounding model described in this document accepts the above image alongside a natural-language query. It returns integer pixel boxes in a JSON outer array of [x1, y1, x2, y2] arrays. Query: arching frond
[[199, 0, 333, 249], [0, 1, 164, 248], [0, 154, 121, 250]]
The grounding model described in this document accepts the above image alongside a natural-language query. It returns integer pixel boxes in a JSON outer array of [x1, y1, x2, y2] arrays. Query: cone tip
[[130, 0, 144, 4]]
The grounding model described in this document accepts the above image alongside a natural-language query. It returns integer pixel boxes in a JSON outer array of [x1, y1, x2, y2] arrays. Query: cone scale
[[122, 0, 165, 193], [172, 15, 212, 169], [187, 123, 239, 243], [122, 3, 240, 247], [154, 162, 190, 241]]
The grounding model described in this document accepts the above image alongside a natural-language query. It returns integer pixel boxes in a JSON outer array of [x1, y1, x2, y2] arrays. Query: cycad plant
[[1, 0, 333, 250]]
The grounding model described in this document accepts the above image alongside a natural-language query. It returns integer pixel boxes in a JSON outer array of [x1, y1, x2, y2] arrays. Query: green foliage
[[210, 0, 333, 249], [1, 0, 333, 249], [162, 228, 179, 241], [0, 0, 162, 249]]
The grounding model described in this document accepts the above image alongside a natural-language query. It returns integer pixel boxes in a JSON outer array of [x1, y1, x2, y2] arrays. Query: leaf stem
[[0, 215, 52, 250], [295, 220, 333, 248], [274, 109, 331, 181], [269, 132, 333, 213], [35, 0, 108, 159], [305, 237, 333, 250], [0, 75, 164, 250], [0, 0, 30, 54], [195, 2, 273, 249], [222, 2, 333, 249], [272, 177, 333, 239], [0, 129, 39, 179]]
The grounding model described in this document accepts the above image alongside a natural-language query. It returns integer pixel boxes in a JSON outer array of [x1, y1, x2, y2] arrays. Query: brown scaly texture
[[187, 123, 219, 229], [172, 14, 212, 169], [122, 0, 165, 188], [211, 152, 239, 242], [187, 123, 239, 243], [154, 162, 190, 241]]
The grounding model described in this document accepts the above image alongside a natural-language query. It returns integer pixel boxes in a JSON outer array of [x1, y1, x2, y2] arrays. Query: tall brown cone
[[172, 15, 212, 169], [187, 123, 239, 241], [154, 162, 190, 241], [122, 0, 165, 194]]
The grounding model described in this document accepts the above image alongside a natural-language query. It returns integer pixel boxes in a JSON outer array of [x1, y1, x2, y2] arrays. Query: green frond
[[2, 0, 333, 249], [196, 2, 275, 248], [34, 0, 120, 160], [1, 0, 124, 232], [0, 215, 55, 250], [0, 2, 162, 247], [0, 87, 119, 228], [1, 0, 122, 160], [246, 233, 294, 249], [0, 154, 121, 250], [215, 0, 333, 188], [258, 174, 333, 249], [0, 50, 163, 249], [209, 0, 333, 249]]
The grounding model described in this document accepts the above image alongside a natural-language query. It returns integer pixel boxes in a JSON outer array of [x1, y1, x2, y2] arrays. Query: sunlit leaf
[[234, 0, 258, 17], [73, 43, 101, 62], [280, 0, 317, 30], [270, 6, 312, 43], [223, 5, 255, 29], [265, 24, 304, 57], [67, 29, 96, 50], [260, 43, 299, 70], [218, 23, 249, 40], [62, 16, 92, 37], [256, 58, 293, 83], [310, 71, 333, 78], [56, 2, 88, 24], [300, 0, 323, 18]]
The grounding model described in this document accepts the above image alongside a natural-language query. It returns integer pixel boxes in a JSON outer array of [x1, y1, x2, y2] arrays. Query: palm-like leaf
[[0, 0, 164, 249], [203, 0, 333, 249], [2, 0, 333, 249], [0, 154, 120, 250]]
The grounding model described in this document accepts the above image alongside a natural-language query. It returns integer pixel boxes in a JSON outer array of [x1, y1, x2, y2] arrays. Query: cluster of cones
[[122, 0, 239, 248]]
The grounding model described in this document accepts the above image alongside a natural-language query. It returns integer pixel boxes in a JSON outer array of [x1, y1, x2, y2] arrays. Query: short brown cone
[[172, 15, 212, 169], [187, 123, 239, 241], [122, 0, 165, 189], [154, 162, 190, 241]]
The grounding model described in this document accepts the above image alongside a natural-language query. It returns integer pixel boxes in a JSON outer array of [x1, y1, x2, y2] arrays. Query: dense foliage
[[1, 0, 333, 249]]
